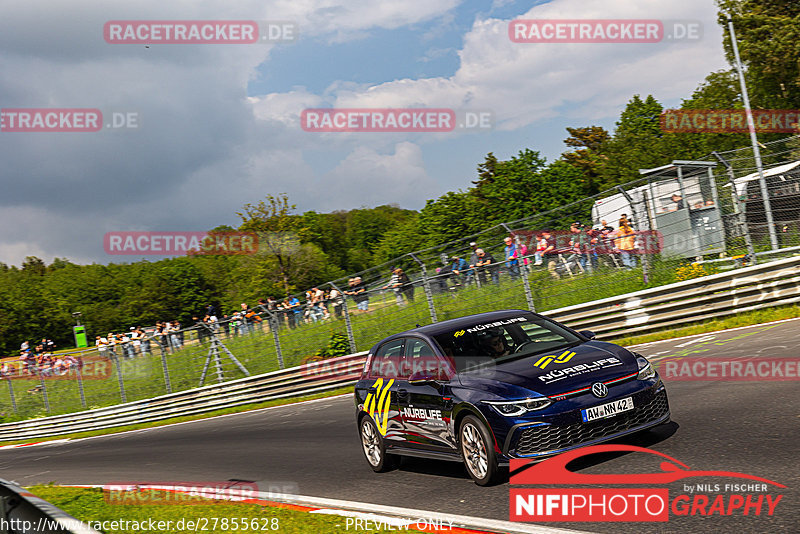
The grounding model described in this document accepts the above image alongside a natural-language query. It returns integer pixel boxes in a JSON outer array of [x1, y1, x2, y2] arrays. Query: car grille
[[514, 389, 669, 456]]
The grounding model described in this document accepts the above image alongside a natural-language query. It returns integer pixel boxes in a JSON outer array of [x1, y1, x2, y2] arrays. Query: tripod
[[198, 325, 251, 386]]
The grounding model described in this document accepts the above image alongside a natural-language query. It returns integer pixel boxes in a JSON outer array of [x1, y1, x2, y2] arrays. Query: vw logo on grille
[[591, 382, 608, 398]]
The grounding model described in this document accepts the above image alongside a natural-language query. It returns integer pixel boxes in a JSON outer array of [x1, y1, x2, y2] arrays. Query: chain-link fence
[[3, 137, 800, 421]]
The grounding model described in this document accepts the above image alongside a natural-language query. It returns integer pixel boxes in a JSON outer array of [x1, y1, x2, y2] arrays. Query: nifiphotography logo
[[510, 444, 785, 522]]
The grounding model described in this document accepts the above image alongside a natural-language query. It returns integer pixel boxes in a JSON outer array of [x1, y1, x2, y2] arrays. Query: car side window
[[519, 322, 561, 343], [402, 337, 453, 380], [368, 338, 404, 378]]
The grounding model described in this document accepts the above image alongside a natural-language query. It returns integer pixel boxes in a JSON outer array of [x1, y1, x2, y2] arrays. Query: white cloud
[[0, 0, 729, 266]]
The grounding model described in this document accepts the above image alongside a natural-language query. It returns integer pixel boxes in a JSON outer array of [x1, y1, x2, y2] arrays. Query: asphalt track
[[0, 319, 798, 533]]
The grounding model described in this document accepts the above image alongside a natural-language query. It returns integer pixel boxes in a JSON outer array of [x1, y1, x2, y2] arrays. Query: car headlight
[[483, 398, 552, 416], [635, 354, 656, 380]]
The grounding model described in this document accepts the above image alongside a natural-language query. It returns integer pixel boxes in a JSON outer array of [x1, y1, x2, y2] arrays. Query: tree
[[717, 0, 800, 108], [561, 126, 610, 195]]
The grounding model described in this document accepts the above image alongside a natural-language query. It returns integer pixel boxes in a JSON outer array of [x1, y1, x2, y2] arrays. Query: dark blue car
[[354, 310, 670, 485]]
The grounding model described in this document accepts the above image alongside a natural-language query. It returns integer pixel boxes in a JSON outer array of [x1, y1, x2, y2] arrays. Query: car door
[[396, 337, 456, 451], [361, 337, 405, 444]]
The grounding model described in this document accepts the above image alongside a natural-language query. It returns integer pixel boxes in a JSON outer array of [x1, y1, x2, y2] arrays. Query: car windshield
[[432, 314, 582, 373]]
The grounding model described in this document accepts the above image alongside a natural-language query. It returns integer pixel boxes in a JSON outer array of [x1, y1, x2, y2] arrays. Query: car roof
[[397, 309, 535, 338]]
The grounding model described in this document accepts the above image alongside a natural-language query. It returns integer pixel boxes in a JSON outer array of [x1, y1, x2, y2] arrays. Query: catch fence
[[2, 138, 800, 421]]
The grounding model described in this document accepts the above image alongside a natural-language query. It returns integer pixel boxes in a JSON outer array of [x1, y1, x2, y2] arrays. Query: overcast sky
[[0, 0, 727, 266]]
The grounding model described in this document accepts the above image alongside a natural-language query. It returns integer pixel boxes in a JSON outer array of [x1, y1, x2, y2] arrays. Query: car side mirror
[[579, 330, 596, 340], [408, 371, 438, 386]]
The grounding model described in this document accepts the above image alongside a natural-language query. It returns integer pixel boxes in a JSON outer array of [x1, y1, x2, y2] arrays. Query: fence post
[[517, 242, 536, 313], [330, 281, 357, 354], [111, 353, 127, 403], [37, 371, 50, 413], [714, 151, 757, 264], [5, 377, 16, 413], [258, 305, 285, 369], [409, 253, 437, 323], [159, 336, 172, 394]]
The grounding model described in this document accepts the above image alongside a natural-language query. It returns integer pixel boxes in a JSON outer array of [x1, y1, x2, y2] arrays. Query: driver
[[479, 328, 511, 358]]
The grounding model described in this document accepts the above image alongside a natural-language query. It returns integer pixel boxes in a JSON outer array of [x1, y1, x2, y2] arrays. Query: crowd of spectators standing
[[2, 218, 649, 371]]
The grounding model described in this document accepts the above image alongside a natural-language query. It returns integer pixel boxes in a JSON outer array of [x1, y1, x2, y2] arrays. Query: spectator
[[383, 269, 406, 307], [517, 239, 530, 271], [138, 327, 151, 355], [474, 248, 499, 285], [122, 330, 135, 358], [95, 335, 108, 355], [450, 255, 470, 286], [615, 219, 637, 269], [194, 316, 206, 345], [397, 268, 414, 303], [540, 230, 560, 279], [327, 287, 342, 318], [347, 276, 369, 313], [220, 314, 232, 337], [465, 242, 480, 285], [569, 222, 592, 273], [503, 236, 520, 278], [240, 303, 253, 334], [287, 295, 302, 327], [533, 233, 546, 266], [670, 193, 685, 210]]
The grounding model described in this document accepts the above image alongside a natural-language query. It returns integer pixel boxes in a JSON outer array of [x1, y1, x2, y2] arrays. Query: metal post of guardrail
[[330, 281, 357, 354], [5, 377, 16, 413], [409, 253, 437, 323], [110, 353, 127, 403], [258, 304, 285, 369], [37, 370, 50, 413]]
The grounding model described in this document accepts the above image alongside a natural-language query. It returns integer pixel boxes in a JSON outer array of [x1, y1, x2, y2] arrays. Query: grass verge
[[29, 485, 395, 534]]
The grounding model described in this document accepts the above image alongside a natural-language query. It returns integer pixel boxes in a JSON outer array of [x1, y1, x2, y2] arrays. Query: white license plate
[[581, 397, 634, 422]]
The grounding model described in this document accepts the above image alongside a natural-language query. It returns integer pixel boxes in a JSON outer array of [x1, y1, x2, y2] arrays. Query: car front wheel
[[459, 414, 500, 486], [360, 416, 400, 472]]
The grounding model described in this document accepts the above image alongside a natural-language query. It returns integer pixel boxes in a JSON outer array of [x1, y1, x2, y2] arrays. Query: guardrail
[[0, 352, 367, 443], [0, 255, 797, 443], [0, 479, 99, 533], [547, 254, 800, 337]]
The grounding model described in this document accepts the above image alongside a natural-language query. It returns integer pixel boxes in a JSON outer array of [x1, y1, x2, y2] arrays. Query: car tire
[[359, 415, 400, 472], [459, 414, 500, 486]]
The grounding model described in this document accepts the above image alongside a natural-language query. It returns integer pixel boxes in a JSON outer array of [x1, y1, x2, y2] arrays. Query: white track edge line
[[59, 485, 595, 534], [626, 316, 799, 348]]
